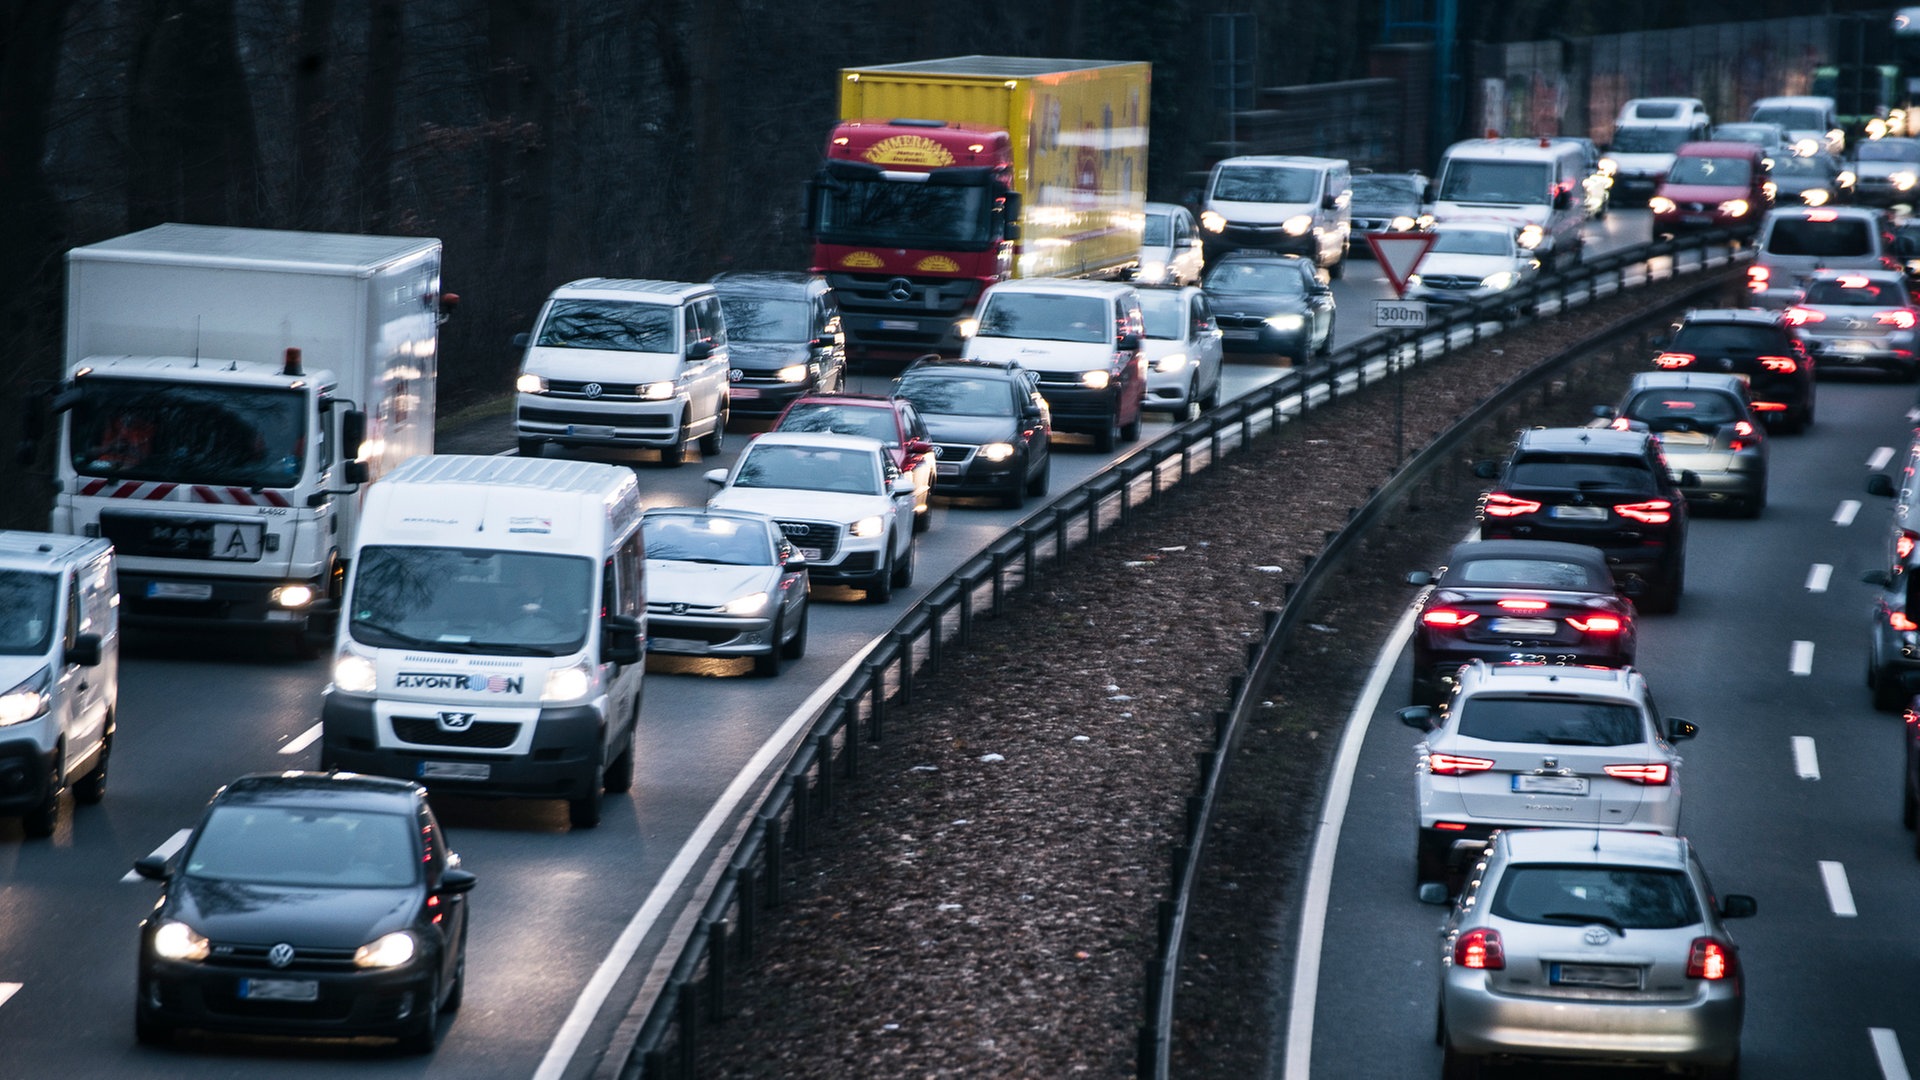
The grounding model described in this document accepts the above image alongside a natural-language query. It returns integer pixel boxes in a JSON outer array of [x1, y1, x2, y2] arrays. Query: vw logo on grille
[[583, 382, 604, 399], [268, 943, 296, 968], [931, 445, 945, 459], [779, 522, 811, 536], [729, 368, 743, 382], [1583, 926, 1612, 946], [438, 711, 475, 731], [671, 602, 688, 615], [887, 277, 914, 302]]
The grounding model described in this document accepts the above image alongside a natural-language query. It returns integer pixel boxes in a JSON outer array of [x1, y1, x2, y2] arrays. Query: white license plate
[[731, 387, 761, 399], [567, 424, 616, 438], [1552, 963, 1640, 989], [1222, 329, 1259, 341], [1659, 431, 1709, 446], [878, 319, 918, 331], [1680, 214, 1712, 225], [1490, 617, 1557, 636], [418, 761, 490, 781], [1549, 505, 1607, 521], [148, 581, 214, 601], [1513, 774, 1589, 795], [239, 978, 319, 1002], [936, 464, 961, 478], [1833, 340, 1874, 354], [650, 637, 705, 653], [797, 547, 823, 561]]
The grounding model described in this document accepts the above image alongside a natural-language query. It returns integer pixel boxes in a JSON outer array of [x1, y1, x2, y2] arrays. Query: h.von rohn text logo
[[395, 672, 524, 693]]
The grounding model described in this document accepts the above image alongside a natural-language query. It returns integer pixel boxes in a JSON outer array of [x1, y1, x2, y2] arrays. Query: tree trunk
[[127, 0, 262, 228], [484, 0, 555, 325], [357, 0, 402, 232], [292, 0, 336, 229]]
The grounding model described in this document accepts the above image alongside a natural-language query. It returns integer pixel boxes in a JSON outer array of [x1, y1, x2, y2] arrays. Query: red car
[[770, 393, 937, 531], [1649, 141, 1772, 237]]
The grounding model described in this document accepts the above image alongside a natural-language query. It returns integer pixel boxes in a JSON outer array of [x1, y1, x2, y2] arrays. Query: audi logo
[[583, 382, 604, 399], [886, 277, 914, 303], [778, 522, 812, 536]]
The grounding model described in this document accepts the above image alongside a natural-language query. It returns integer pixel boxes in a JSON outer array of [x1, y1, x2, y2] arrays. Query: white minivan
[[1751, 95, 1843, 155], [322, 455, 646, 829], [1428, 138, 1589, 268], [1199, 155, 1352, 278], [1604, 97, 1712, 204], [0, 532, 118, 837], [515, 278, 731, 466]]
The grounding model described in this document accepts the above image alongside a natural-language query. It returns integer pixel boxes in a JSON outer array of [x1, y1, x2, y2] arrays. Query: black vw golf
[[133, 772, 475, 1053]]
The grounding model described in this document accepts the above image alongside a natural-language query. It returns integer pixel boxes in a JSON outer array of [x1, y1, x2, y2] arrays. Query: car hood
[[1141, 337, 1196, 362], [1139, 242, 1176, 262], [522, 345, 683, 383], [168, 878, 419, 949], [644, 562, 775, 605], [727, 342, 811, 372], [0, 656, 48, 693], [1657, 182, 1748, 202], [1205, 290, 1305, 316], [963, 337, 1113, 373], [1431, 204, 1544, 227], [1418, 252, 1518, 277], [920, 413, 1019, 445], [709, 487, 885, 522], [1207, 198, 1315, 225], [1857, 160, 1920, 179]]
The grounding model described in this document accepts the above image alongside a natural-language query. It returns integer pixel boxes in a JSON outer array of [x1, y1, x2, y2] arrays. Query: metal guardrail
[[604, 229, 1748, 1080]]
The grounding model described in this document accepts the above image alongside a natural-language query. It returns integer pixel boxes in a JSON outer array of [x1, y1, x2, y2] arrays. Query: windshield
[[348, 547, 594, 655], [643, 514, 774, 565], [69, 378, 305, 487], [777, 402, 899, 445], [1431, 230, 1513, 256], [1765, 218, 1872, 257], [718, 297, 810, 343], [535, 298, 677, 352], [1492, 866, 1701, 929], [1767, 154, 1831, 179], [897, 376, 1017, 418], [1437, 160, 1550, 204], [733, 443, 880, 495], [1803, 278, 1908, 305], [1753, 104, 1825, 131], [1205, 260, 1306, 295], [1211, 165, 1319, 204], [186, 804, 419, 889], [1856, 140, 1920, 163], [814, 175, 990, 247], [1136, 290, 1188, 339], [0, 572, 56, 655], [1350, 175, 1422, 208], [1667, 156, 1752, 185], [1454, 695, 1644, 746], [1611, 126, 1690, 153], [1143, 213, 1172, 246], [977, 293, 1110, 343]]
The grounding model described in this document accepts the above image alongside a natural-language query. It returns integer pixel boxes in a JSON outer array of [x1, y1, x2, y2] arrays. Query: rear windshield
[[1205, 260, 1307, 294], [1802, 278, 1908, 306], [1453, 695, 1645, 746], [1492, 866, 1702, 929], [1445, 557, 1610, 592], [1765, 218, 1873, 257], [1671, 323, 1786, 353], [1631, 102, 1682, 120], [1507, 453, 1659, 493], [1623, 390, 1741, 426]]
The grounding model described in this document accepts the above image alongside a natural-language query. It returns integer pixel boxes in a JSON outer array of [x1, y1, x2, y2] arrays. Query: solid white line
[[120, 829, 192, 883], [1821, 860, 1858, 917], [1872, 1027, 1912, 1080], [1806, 564, 1833, 593], [0, 983, 18, 1009], [531, 636, 883, 1080], [1792, 736, 1820, 780], [1790, 641, 1815, 676], [1283, 597, 1423, 1080], [1836, 500, 1862, 526], [279, 722, 322, 756], [1870, 446, 1896, 470]]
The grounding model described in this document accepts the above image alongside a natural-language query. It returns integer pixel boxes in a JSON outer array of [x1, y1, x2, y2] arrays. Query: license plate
[[567, 424, 616, 438], [1223, 329, 1259, 341], [1833, 340, 1874, 354], [1490, 617, 1557, 636], [1513, 774, 1589, 795], [1551, 963, 1641, 989], [797, 547, 823, 561], [1659, 431, 1709, 446], [148, 581, 214, 601], [731, 387, 761, 399], [937, 464, 961, 478], [878, 319, 918, 331], [650, 637, 705, 653], [1549, 505, 1607, 520], [239, 978, 319, 1002], [418, 761, 490, 781], [1680, 214, 1711, 224]]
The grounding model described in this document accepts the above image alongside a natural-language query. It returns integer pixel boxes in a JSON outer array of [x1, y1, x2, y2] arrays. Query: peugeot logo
[[583, 382, 604, 399], [729, 368, 743, 382], [1583, 926, 1612, 946], [268, 943, 296, 968], [886, 277, 914, 303], [438, 711, 475, 731], [671, 602, 688, 615]]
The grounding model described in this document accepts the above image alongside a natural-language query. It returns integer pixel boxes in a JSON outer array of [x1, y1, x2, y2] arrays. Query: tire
[[568, 761, 604, 829], [1093, 416, 1118, 453], [1317, 319, 1335, 357], [1415, 833, 1449, 889], [1874, 660, 1908, 712], [698, 406, 727, 456], [1328, 254, 1346, 281], [517, 437, 545, 459], [865, 550, 895, 604], [912, 495, 931, 533], [753, 616, 784, 678], [395, 975, 441, 1055], [1002, 472, 1027, 509], [134, 1002, 175, 1047], [1199, 376, 1221, 413], [22, 750, 61, 839], [660, 427, 689, 467], [1700, 1054, 1741, 1080], [891, 536, 915, 588], [1120, 409, 1142, 443], [602, 722, 635, 794], [1740, 483, 1767, 519], [1182, 378, 1202, 423], [1026, 452, 1051, 498], [73, 728, 110, 805], [780, 604, 808, 660]]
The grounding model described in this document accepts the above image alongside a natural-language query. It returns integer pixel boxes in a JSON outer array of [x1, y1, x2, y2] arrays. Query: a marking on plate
[[1870, 446, 1896, 470], [1835, 500, 1862, 526], [1806, 564, 1832, 592], [121, 828, 191, 883], [1821, 860, 1857, 917], [1872, 1028, 1912, 1080], [1790, 640, 1814, 675], [1792, 736, 1820, 780], [280, 722, 322, 755]]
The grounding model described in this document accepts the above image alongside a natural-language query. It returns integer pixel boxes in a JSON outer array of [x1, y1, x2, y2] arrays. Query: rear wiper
[[1539, 911, 1627, 936]]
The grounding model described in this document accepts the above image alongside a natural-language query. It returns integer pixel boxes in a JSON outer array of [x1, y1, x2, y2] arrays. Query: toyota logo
[[438, 711, 475, 731], [583, 382, 604, 399], [1582, 926, 1612, 946], [886, 277, 914, 303], [729, 369, 743, 382], [268, 943, 296, 968]]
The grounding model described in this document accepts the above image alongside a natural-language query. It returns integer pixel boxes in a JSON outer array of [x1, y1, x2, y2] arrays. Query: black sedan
[[1405, 539, 1638, 705], [893, 355, 1052, 508], [133, 772, 475, 1053], [1202, 251, 1337, 361]]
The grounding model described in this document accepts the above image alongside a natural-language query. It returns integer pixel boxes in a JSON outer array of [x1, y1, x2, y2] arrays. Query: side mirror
[[512, 332, 531, 349], [1118, 332, 1142, 351], [1553, 189, 1573, 210], [1003, 222, 1022, 242], [1417, 882, 1451, 905], [1398, 705, 1437, 731], [601, 614, 643, 666], [340, 409, 368, 460], [688, 340, 715, 361], [438, 868, 479, 895], [1321, 193, 1338, 211], [906, 439, 933, 456], [782, 544, 807, 569], [704, 468, 728, 486], [1470, 460, 1499, 480], [343, 460, 370, 486], [133, 853, 171, 881], [891, 475, 915, 496], [1592, 404, 1617, 419], [1869, 472, 1898, 498], [1406, 570, 1435, 586], [66, 633, 102, 668], [1001, 189, 1023, 219], [1719, 894, 1758, 920], [1668, 718, 1698, 741]]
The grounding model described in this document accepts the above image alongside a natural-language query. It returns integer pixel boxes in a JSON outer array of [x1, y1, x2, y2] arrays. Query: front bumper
[[139, 950, 439, 1040], [1036, 385, 1123, 435], [725, 378, 815, 419], [1611, 175, 1663, 202], [930, 445, 1027, 498], [646, 611, 776, 658], [516, 395, 687, 448], [321, 693, 605, 801], [1203, 228, 1314, 261], [1442, 972, 1742, 1066]]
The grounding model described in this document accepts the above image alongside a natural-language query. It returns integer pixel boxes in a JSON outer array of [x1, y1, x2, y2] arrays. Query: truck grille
[[825, 273, 977, 317], [543, 378, 644, 401], [1418, 275, 1483, 291]]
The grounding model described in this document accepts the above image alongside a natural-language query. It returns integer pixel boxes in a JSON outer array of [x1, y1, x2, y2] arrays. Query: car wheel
[[781, 603, 808, 660], [1026, 451, 1051, 498], [1183, 378, 1202, 423], [1093, 416, 1118, 453], [134, 1000, 175, 1047], [517, 437, 545, 459], [1874, 660, 1909, 712], [1698, 1054, 1740, 1080], [866, 549, 895, 604], [22, 749, 61, 839], [660, 430, 688, 467], [753, 615, 784, 678], [73, 727, 110, 805], [1002, 470, 1028, 509], [568, 760, 604, 829], [1328, 255, 1346, 281], [913, 498, 931, 533], [892, 536, 915, 588], [602, 720, 636, 794], [698, 407, 727, 456], [1200, 376, 1221, 413], [1120, 410, 1142, 443], [395, 975, 442, 1055], [1741, 482, 1767, 519], [1317, 320, 1334, 357]]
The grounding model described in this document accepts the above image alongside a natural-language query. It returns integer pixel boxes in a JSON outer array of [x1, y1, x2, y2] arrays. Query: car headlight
[[1516, 224, 1545, 249], [1406, 273, 1423, 286], [1415, 213, 1436, 230], [1762, 181, 1778, 199], [1282, 214, 1313, 237], [1794, 138, 1819, 157], [1155, 352, 1190, 372], [152, 920, 210, 962], [332, 651, 376, 694], [1264, 314, 1306, 331], [0, 667, 50, 727], [1803, 188, 1831, 206], [272, 584, 314, 609], [1718, 199, 1750, 217], [1389, 215, 1416, 231], [638, 381, 675, 401], [1648, 196, 1677, 214], [353, 931, 417, 969], [979, 442, 1016, 463], [516, 372, 547, 394], [1081, 369, 1112, 389], [542, 658, 594, 703], [1480, 271, 1519, 291], [775, 364, 808, 383], [954, 317, 978, 339], [1200, 210, 1225, 233], [721, 591, 770, 615], [1598, 157, 1618, 175], [849, 515, 885, 538], [1139, 260, 1166, 282], [1895, 172, 1918, 192], [1839, 170, 1857, 188]]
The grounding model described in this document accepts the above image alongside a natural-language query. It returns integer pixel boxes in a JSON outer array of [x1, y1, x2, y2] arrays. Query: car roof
[[1674, 140, 1763, 158], [1499, 827, 1691, 871], [217, 771, 423, 813], [1214, 155, 1345, 169], [1211, 250, 1314, 267], [1444, 538, 1612, 571], [1430, 220, 1515, 235], [745, 431, 886, 453], [1625, 371, 1749, 394], [643, 505, 775, 527], [1766, 205, 1879, 222], [1143, 201, 1191, 216], [1681, 307, 1785, 326], [784, 392, 898, 410], [901, 356, 1027, 378], [1805, 268, 1906, 284], [550, 277, 712, 302], [982, 278, 1138, 300], [1513, 427, 1651, 453]]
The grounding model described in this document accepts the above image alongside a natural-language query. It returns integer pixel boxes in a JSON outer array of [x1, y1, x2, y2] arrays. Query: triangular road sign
[[1365, 231, 1439, 298]]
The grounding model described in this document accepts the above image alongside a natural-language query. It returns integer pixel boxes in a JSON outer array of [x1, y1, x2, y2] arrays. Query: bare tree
[[357, 0, 402, 232], [291, 0, 335, 228], [127, 0, 262, 226]]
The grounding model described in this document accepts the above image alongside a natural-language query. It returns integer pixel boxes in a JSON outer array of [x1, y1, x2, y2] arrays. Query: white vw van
[[1199, 156, 1353, 278], [514, 278, 731, 467], [1429, 138, 1590, 268], [0, 532, 118, 837], [322, 455, 646, 829]]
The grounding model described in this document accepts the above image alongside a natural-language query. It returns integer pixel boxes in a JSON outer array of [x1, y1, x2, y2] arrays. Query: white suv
[[1399, 661, 1697, 889]]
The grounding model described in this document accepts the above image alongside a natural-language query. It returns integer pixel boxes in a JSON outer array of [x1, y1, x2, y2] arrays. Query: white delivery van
[[1751, 95, 1842, 155], [1199, 156, 1353, 278], [1428, 138, 1589, 267], [321, 455, 645, 829], [1604, 97, 1712, 204], [0, 533, 118, 837]]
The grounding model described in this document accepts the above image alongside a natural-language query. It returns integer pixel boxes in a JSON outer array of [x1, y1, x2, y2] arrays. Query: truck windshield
[[1437, 160, 1551, 204], [535, 299, 677, 352], [0, 571, 57, 655], [1610, 126, 1690, 154], [69, 379, 305, 488], [814, 176, 991, 247], [347, 547, 594, 656], [976, 294, 1110, 343]]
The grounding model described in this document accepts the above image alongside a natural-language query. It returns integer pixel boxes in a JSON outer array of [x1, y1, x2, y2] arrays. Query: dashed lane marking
[[1792, 736, 1820, 780], [0, 984, 18, 1009], [1870, 446, 1896, 470], [1873, 1028, 1912, 1080], [1807, 564, 1832, 593], [1836, 500, 1862, 526], [279, 722, 322, 756], [1821, 860, 1858, 917], [1790, 641, 1814, 676], [120, 828, 191, 883]]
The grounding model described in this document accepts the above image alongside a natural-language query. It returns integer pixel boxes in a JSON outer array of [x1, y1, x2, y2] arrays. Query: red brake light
[[1566, 614, 1624, 633], [1483, 492, 1543, 517], [1429, 752, 1496, 776], [1422, 609, 1480, 628], [1456, 928, 1505, 970], [1891, 611, 1918, 633], [1496, 599, 1549, 611], [1734, 421, 1755, 437], [1759, 355, 1798, 372], [1613, 499, 1673, 524], [1603, 763, 1671, 784], [1900, 530, 1918, 561], [1878, 310, 1919, 329], [1687, 937, 1733, 980], [1751, 401, 1787, 412], [1653, 352, 1696, 369], [1782, 307, 1824, 327]]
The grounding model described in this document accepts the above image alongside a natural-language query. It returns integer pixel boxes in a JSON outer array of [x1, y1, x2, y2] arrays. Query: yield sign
[[1364, 231, 1439, 299]]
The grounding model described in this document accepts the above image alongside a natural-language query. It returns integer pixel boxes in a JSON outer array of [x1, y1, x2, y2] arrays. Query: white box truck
[[33, 224, 450, 654]]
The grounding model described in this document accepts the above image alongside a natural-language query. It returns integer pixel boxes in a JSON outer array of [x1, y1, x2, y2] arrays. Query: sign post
[[1362, 231, 1437, 469]]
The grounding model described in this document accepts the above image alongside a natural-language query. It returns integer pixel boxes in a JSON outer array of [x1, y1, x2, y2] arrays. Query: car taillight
[[1422, 609, 1479, 628], [1566, 615, 1624, 633], [1892, 610, 1918, 633], [1734, 421, 1755, 437], [1783, 307, 1825, 327], [1456, 928, 1505, 970], [1603, 763, 1671, 784], [1900, 530, 1919, 561], [1751, 401, 1787, 412], [1653, 352, 1696, 369], [1496, 599, 1548, 611], [1613, 499, 1673, 524], [1483, 492, 1542, 517], [1429, 752, 1496, 776], [1747, 266, 1770, 291], [1687, 937, 1734, 980], [1878, 310, 1919, 329], [1759, 355, 1798, 372]]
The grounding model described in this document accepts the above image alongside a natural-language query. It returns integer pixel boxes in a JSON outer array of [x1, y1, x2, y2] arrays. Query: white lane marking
[[279, 722, 322, 756], [533, 635, 884, 1080], [1790, 640, 1815, 676], [1870, 446, 1897, 470], [120, 829, 191, 883], [1821, 860, 1858, 917], [1836, 500, 1862, 526], [0, 983, 18, 1009], [1792, 736, 1821, 780], [1807, 564, 1833, 592], [1872, 1028, 1912, 1080]]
